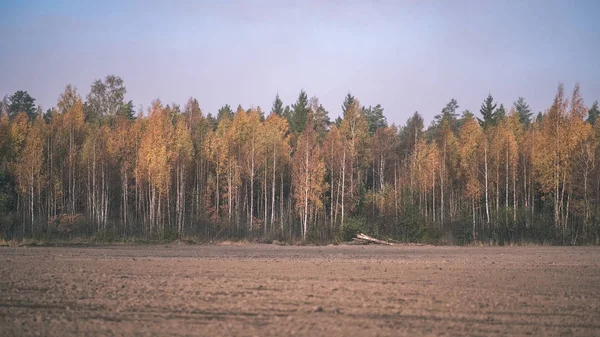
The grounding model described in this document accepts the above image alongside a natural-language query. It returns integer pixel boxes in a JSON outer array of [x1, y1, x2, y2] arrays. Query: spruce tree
[[283, 105, 292, 121], [342, 93, 355, 116], [206, 112, 217, 130], [308, 96, 330, 138], [290, 90, 309, 133], [535, 111, 544, 124], [587, 101, 599, 125], [478, 94, 498, 128], [117, 100, 136, 120], [495, 104, 506, 122], [217, 104, 233, 121], [514, 97, 532, 126], [272, 94, 284, 116], [334, 116, 342, 128]]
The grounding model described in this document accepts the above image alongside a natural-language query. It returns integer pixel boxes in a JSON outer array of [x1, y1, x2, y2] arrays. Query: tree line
[[1, 76, 599, 244]]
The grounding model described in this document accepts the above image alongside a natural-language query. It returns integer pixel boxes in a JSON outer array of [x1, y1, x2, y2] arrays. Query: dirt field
[[1, 244, 599, 336]]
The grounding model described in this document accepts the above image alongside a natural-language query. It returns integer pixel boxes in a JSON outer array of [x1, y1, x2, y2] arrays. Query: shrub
[[48, 213, 87, 238], [335, 217, 367, 242], [452, 218, 473, 246]]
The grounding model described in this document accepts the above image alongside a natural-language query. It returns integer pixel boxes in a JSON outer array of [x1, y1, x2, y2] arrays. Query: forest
[[1, 76, 599, 245]]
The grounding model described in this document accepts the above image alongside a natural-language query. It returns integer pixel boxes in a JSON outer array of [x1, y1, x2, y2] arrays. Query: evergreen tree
[[334, 116, 342, 128], [272, 94, 284, 116], [399, 111, 424, 157], [8, 90, 36, 120], [460, 109, 474, 120], [342, 93, 356, 116], [42, 108, 54, 124], [587, 101, 599, 125], [436, 98, 459, 122], [282, 105, 292, 121], [514, 97, 532, 126], [431, 99, 459, 135], [535, 111, 544, 124], [290, 90, 309, 133], [459, 109, 474, 129], [363, 104, 387, 134], [206, 112, 217, 130], [308, 96, 330, 139], [217, 104, 233, 121], [117, 100, 136, 120], [495, 104, 506, 122], [256, 106, 265, 121], [183, 97, 202, 126], [478, 94, 498, 128]]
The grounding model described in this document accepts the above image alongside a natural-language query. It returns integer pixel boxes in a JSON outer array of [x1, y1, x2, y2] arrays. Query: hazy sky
[[1, 0, 599, 125]]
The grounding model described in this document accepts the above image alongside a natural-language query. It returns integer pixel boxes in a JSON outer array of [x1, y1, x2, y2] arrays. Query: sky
[[1, 0, 599, 126]]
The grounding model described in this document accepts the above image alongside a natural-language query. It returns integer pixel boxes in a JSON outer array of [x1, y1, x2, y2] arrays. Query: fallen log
[[350, 238, 370, 245], [357, 233, 393, 245]]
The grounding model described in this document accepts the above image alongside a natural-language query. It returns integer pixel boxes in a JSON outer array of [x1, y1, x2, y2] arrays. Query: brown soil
[[1, 244, 599, 336]]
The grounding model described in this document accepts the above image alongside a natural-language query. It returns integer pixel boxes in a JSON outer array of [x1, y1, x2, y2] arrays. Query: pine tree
[[117, 100, 136, 120], [514, 97, 532, 126], [437, 99, 459, 121], [282, 105, 292, 122], [363, 104, 387, 134], [272, 94, 284, 116], [308, 96, 330, 139], [495, 104, 506, 122], [587, 101, 599, 125], [478, 94, 498, 128], [290, 90, 309, 134], [217, 105, 233, 121], [334, 116, 342, 128], [458, 110, 474, 128], [8, 90, 36, 121], [430, 99, 459, 141], [400, 111, 424, 155], [536, 111, 544, 124], [342, 93, 356, 116]]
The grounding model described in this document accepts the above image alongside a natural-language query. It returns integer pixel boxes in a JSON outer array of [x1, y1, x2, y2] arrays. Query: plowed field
[[1, 244, 599, 336]]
